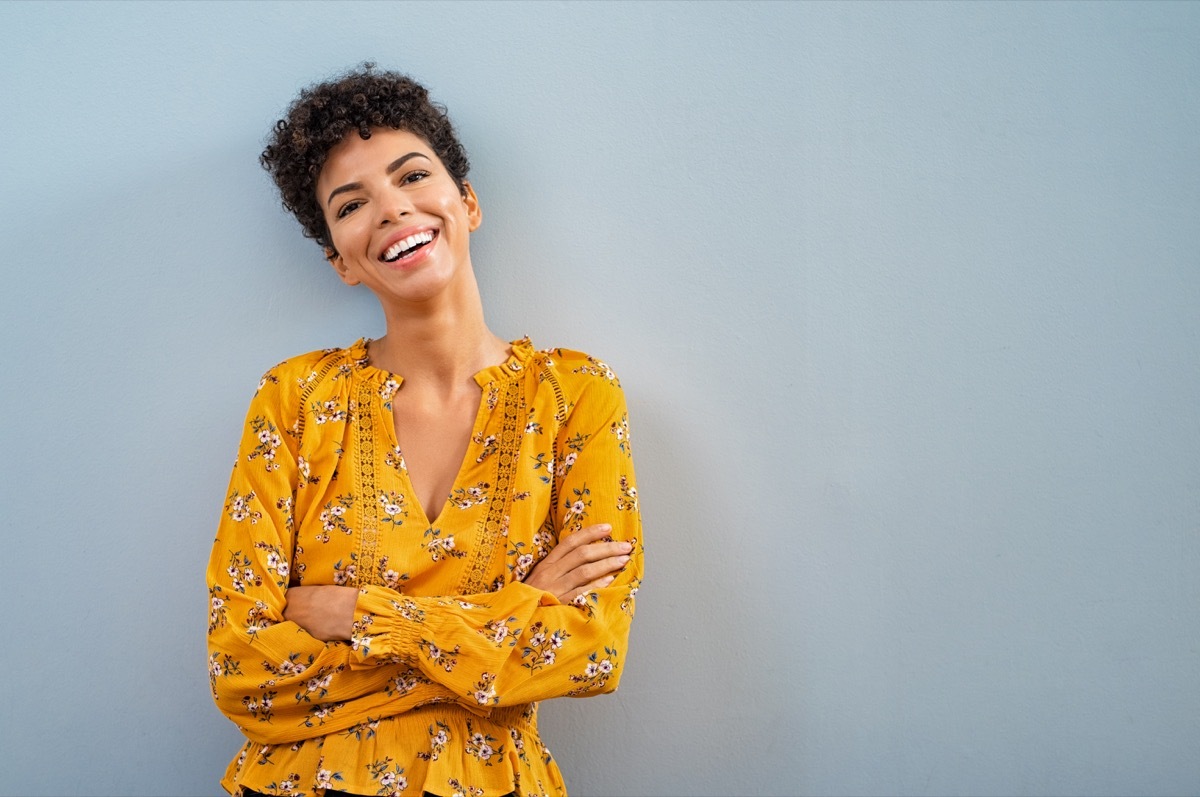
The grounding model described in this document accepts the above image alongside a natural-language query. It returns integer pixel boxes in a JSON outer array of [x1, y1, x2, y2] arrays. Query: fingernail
[[622, 542, 634, 552]]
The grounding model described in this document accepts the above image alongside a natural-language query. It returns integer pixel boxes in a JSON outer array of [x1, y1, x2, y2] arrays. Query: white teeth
[[383, 231, 434, 262]]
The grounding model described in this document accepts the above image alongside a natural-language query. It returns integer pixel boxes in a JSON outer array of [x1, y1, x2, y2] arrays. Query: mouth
[[380, 230, 437, 263]]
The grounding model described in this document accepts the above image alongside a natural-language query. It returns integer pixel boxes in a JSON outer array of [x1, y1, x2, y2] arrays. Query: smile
[[381, 230, 436, 263]]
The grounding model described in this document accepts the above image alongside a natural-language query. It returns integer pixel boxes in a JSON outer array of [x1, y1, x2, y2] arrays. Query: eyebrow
[[324, 152, 433, 208]]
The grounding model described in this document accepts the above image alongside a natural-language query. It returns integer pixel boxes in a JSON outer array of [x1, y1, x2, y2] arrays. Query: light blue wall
[[2, 2, 1197, 795]]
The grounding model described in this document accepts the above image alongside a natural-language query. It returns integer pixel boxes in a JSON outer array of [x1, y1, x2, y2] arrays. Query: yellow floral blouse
[[206, 338, 642, 797]]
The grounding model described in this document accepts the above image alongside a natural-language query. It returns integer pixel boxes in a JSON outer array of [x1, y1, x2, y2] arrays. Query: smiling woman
[[318, 129, 483, 317], [205, 65, 644, 797]]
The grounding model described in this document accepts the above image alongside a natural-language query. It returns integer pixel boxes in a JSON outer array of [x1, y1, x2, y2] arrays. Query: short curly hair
[[261, 63, 471, 252]]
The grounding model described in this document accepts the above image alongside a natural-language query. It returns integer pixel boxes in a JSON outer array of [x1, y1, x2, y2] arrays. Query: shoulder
[[534, 346, 628, 420], [246, 344, 362, 421], [536, 347, 622, 384], [254, 344, 359, 395]]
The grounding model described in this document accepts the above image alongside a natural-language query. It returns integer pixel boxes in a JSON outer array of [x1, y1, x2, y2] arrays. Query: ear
[[462, 182, 483, 232], [326, 247, 360, 286]]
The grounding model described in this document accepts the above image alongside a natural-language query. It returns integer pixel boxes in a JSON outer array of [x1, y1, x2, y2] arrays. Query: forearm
[[346, 534, 642, 709]]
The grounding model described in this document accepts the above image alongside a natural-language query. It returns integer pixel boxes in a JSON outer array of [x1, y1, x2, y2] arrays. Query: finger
[[535, 524, 611, 566], [550, 553, 630, 599], [556, 540, 632, 573], [524, 526, 627, 594], [563, 523, 614, 543], [569, 552, 630, 583], [564, 573, 618, 603]]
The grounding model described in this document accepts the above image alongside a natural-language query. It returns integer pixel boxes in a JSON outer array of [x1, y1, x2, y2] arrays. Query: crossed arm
[[284, 523, 632, 640]]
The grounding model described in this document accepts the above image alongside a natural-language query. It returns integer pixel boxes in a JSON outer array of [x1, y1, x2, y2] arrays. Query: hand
[[283, 585, 358, 641], [524, 523, 633, 603]]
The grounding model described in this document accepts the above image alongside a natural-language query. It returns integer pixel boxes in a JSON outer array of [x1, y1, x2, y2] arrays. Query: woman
[[206, 66, 643, 797]]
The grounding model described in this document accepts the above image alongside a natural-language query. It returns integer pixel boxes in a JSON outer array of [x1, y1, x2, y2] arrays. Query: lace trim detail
[[460, 378, 526, 594], [537, 354, 569, 529], [355, 378, 380, 586], [293, 354, 347, 448]]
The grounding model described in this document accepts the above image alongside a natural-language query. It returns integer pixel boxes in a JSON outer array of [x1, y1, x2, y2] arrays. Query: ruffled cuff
[[348, 584, 425, 667]]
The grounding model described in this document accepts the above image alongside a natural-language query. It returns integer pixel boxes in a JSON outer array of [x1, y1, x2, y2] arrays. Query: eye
[[401, 170, 431, 185], [336, 199, 363, 219]]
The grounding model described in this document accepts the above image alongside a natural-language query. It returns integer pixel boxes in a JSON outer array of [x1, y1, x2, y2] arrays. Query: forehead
[[316, 128, 436, 193]]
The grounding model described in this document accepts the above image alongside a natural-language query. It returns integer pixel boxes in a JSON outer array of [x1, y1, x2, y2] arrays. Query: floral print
[[471, 432, 498, 463], [315, 767, 345, 791], [379, 377, 401, 404], [423, 527, 466, 562], [243, 600, 274, 638], [332, 556, 358, 586], [418, 721, 451, 762], [616, 476, 638, 512], [385, 669, 427, 698], [375, 555, 407, 590], [225, 490, 262, 525], [449, 481, 490, 509], [521, 622, 570, 673], [447, 777, 485, 797], [566, 647, 619, 696], [208, 586, 228, 633], [530, 452, 554, 484], [366, 757, 408, 796], [465, 719, 504, 763], [384, 445, 406, 474], [311, 398, 348, 425], [418, 640, 461, 672], [318, 495, 354, 539], [570, 355, 615, 382], [256, 541, 290, 586], [506, 540, 538, 581], [561, 484, 592, 532], [470, 673, 499, 707], [377, 491, 408, 526], [478, 616, 520, 647], [208, 651, 242, 699], [609, 413, 632, 456], [247, 416, 284, 472], [225, 551, 262, 593], [207, 339, 642, 796]]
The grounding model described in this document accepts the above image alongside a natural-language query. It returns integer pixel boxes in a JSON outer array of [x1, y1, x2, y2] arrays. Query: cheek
[[330, 218, 369, 253], [442, 197, 474, 231]]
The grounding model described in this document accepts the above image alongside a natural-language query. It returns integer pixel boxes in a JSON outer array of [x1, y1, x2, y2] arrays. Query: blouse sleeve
[[347, 367, 643, 710], [206, 366, 474, 746]]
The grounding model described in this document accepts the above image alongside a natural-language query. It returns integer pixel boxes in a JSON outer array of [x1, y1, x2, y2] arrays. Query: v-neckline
[[381, 390, 490, 528], [348, 336, 535, 528]]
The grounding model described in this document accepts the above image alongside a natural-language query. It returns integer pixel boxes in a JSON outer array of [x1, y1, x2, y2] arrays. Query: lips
[[379, 229, 437, 263]]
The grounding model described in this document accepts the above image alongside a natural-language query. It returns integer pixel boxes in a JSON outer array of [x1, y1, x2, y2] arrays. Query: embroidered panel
[[354, 379, 380, 586], [459, 378, 526, 594]]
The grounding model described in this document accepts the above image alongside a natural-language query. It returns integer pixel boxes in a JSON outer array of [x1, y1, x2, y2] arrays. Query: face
[[315, 127, 481, 303]]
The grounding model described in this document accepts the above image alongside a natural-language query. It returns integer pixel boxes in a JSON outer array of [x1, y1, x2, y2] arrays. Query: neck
[[369, 273, 507, 390]]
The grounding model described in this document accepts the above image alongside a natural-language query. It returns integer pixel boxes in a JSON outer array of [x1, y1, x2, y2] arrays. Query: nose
[[376, 187, 414, 226]]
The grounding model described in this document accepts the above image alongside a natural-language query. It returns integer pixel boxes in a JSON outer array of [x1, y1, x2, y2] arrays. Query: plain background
[[1, 2, 1198, 795]]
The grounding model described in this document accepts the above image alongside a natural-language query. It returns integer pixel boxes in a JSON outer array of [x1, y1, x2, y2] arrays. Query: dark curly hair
[[261, 63, 471, 252]]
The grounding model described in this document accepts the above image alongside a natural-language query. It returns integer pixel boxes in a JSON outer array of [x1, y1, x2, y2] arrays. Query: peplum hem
[[221, 703, 566, 797]]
